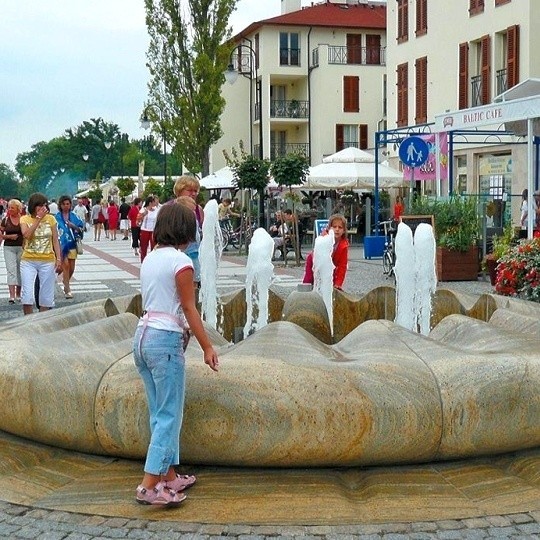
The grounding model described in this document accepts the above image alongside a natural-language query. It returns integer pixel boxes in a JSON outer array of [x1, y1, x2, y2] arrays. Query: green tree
[[270, 153, 309, 189], [144, 0, 237, 177], [115, 177, 137, 198], [0, 164, 20, 199], [224, 142, 270, 226], [143, 178, 163, 199]]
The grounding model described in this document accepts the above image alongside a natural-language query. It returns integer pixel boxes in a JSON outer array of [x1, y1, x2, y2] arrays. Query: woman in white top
[[137, 195, 159, 262]]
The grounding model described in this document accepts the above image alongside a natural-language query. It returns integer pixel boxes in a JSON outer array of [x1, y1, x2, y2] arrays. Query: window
[[366, 34, 381, 65], [397, 63, 408, 127], [346, 34, 362, 64], [415, 56, 427, 124], [343, 76, 360, 113], [397, 0, 408, 43], [458, 42, 469, 109], [469, 0, 484, 16], [336, 125, 368, 151], [416, 0, 427, 36], [507, 25, 519, 89], [280, 32, 300, 66]]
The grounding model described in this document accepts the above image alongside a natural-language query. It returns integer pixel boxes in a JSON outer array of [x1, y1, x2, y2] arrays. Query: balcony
[[264, 143, 310, 160], [471, 74, 482, 107], [327, 45, 386, 66], [280, 47, 301, 67], [270, 100, 309, 119], [496, 68, 507, 96]]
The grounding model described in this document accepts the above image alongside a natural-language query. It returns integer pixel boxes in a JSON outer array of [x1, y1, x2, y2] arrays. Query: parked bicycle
[[380, 220, 396, 278], [219, 216, 254, 250]]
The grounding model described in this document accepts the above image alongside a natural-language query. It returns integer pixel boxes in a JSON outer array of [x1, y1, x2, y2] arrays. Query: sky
[[0, 0, 313, 170]]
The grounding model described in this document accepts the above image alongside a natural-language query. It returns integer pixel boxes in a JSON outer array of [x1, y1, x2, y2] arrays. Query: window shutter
[[469, 0, 484, 15], [336, 125, 344, 151], [481, 35, 491, 105], [397, 63, 408, 127], [415, 57, 427, 124], [397, 0, 409, 43], [359, 125, 368, 150], [507, 25, 519, 89], [458, 42, 469, 109], [416, 0, 427, 35], [344, 76, 360, 112]]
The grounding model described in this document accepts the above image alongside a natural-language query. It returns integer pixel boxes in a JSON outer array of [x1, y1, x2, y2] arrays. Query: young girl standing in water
[[133, 203, 219, 507]]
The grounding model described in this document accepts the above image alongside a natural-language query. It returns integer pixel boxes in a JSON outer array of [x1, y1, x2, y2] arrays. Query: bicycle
[[219, 216, 254, 251], [380, 220, 396, 278]]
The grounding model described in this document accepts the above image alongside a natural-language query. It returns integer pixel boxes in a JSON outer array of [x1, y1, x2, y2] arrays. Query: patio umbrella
[[304, 149, 405, 190], [200, 166, 236, 190]]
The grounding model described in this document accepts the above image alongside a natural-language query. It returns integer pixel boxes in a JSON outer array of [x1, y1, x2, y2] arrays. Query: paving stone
[[13, 525, 44, 539], [198, 524, 228, 535], [437, 521, 465, 531], [36, 531, 69, 540], [508, 514, 534, 525], [227, 525, 254, 535], [460, 530, 487, 539], [517, 523, 540, 535], [411, 522, 439, 533], [486, 516, 513, 528], [462, 518, 492, 529], [434, 531, 463, 539]]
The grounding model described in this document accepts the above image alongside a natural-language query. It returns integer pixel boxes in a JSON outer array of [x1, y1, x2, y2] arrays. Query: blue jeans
[[133, 326, 186, 475]]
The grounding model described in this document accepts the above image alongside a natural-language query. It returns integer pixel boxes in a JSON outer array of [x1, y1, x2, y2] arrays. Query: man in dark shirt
[[119, 198, 131, 240]]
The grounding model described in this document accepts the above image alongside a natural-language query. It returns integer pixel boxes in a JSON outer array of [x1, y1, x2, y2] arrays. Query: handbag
[[76, 238, 83, 255]]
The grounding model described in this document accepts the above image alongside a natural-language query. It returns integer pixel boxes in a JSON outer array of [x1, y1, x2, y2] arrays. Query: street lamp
[[225, 43, 263, 160], [140, 104, 167, 182]]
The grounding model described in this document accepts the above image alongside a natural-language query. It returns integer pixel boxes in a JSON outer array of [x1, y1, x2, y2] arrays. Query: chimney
[[281, 0, 302, 14]]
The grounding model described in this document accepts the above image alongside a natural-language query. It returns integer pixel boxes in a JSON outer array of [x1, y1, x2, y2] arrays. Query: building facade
[[385, 0, 540, 221], [211, 0, 388, 171]]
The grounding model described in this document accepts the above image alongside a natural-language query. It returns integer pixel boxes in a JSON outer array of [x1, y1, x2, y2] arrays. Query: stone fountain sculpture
[[0, 288, 539, 468]]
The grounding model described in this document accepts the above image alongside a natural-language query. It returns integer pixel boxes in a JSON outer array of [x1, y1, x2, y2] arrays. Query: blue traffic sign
[[399, 136, 429, 167]]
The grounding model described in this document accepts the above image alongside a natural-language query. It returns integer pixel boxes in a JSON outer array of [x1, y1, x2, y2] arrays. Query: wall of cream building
[[385, 0, 539, 219], [212, 20, 387, 172]]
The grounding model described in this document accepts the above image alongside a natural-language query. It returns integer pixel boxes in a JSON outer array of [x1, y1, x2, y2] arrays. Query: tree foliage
[[270, 153, 310, 188], [0, 164, 19, 199], [115, 177, 137, 198], [144, 0, 237, 177], [143, 178, 163, 199]]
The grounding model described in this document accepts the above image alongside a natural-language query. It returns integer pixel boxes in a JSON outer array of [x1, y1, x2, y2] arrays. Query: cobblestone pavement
[[1, 501, 539, 539], [1, 235, 537, 539]]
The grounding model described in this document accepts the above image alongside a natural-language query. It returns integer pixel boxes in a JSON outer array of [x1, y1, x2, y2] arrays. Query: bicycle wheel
[[382, 248, 393, 275], [220, 228, 230, 250]]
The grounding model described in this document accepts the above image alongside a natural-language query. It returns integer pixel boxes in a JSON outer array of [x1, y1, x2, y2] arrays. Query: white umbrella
[[305, 157, 405, 190], [322, 147, 376, 164], [200, 166, 236, 190], [201, 166, 279, 190]]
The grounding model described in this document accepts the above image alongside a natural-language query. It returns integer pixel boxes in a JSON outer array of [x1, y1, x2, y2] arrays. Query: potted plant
[[483, 223, 514, 286], [411, 196, 479, 281], [495, 237, 540, 302]]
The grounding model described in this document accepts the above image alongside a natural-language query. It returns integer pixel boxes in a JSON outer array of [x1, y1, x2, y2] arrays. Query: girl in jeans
[[133, 203, 219, 507]]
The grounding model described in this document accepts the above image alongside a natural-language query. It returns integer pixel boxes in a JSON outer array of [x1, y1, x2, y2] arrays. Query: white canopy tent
[[200, 166, 279, 190], [302, 147, 405, 190]]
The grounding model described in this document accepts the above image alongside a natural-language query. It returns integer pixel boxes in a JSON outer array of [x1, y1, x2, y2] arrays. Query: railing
[[269, 143, 310, 160], [496, 68, 507, 96], [279, 48, 301, 66], [270, 100, 309, 119], [471, 74, 482, 107], [327, 45, 386, 66]]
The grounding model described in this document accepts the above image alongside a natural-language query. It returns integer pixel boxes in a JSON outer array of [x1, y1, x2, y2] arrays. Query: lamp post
[[224, 43, 263, 160], [140, 104, 167, 182]]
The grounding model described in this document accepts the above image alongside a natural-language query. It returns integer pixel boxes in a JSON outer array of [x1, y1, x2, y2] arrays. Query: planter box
[[436, 246, 479, 281]]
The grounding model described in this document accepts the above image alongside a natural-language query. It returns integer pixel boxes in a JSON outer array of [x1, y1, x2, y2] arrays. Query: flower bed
[[495, 237, 540, 302]]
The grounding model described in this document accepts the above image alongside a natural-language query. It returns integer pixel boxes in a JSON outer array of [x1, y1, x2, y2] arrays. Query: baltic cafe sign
[[435, 95, 540, 132]]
